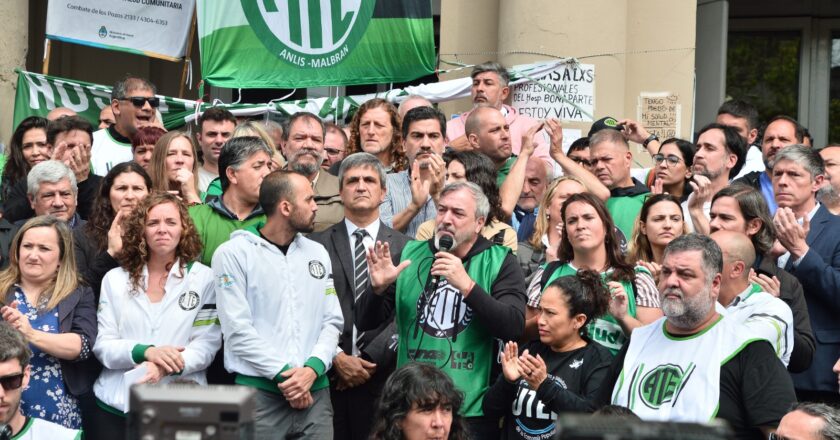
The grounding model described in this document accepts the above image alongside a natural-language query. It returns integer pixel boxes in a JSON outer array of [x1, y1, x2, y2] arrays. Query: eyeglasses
[[120, 96, 160, 108], [0, 373, 24, 391], [570, 156, 593, 167], [324, 148, 345, 156], [653, 154, 684, 167]]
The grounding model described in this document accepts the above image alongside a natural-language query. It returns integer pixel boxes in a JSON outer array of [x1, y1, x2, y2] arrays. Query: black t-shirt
[[483, 340, 613, 440], [595, 339, 796, 440]]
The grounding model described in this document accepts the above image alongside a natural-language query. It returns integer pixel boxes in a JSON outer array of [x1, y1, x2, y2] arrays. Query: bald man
[[397, 95, 432, 119], [46, 107, 77, 121], [711, 230, 794, 366], [465, 106, 517, 185]]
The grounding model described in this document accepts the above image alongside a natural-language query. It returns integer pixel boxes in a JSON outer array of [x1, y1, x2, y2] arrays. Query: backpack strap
[[539, 261, 565, 291]]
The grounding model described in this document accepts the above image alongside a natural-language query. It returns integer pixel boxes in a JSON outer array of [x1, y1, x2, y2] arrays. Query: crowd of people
[[0, 61, 838, 440]]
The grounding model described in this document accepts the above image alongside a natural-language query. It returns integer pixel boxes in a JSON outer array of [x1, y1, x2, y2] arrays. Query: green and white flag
[[196, 0, 435, 88], [13, 60, 575, 131], [13, 70, 197, 131]]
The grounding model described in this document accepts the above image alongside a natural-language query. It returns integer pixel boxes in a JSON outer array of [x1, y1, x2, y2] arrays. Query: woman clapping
[[483, 271, 613, 439]]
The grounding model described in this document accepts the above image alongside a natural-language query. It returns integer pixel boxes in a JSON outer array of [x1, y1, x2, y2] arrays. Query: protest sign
[[637, 92, 681, 138], [511, 63, 595, 122]]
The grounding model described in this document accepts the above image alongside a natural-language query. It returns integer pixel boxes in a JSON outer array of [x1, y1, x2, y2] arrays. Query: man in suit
[[773, 145, 840, 404], [310, 152, 409, 440]]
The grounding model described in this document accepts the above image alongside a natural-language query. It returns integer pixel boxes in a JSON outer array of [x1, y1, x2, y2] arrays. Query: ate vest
[[543, 264, 645, 354], [611, 316, 759, 422], [396, 240, 510, 418]]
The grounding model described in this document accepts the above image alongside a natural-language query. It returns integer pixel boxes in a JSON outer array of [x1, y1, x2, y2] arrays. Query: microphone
[[413, 235, 454, 339], [430, 235, 454, 287]]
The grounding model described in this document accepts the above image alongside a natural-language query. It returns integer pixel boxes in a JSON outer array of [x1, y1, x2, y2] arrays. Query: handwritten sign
[[511, 64, 595, 122], [637, 93, 681, 139]]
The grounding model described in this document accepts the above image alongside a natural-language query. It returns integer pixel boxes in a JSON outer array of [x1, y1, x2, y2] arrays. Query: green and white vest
[[611, 315, 760, 422], [543, 263, 646, 354], [396, 240, 510, 417]]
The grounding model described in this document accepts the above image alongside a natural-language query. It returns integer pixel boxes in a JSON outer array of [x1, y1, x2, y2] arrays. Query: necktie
[[353, 229, 369, 302], [352, 229, 369, 351]]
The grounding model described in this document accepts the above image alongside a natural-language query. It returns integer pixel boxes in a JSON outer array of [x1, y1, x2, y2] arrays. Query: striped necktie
[[352, 229, 370, 302]]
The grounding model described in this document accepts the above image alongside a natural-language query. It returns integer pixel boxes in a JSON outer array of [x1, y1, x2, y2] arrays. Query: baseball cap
[[588, 116, 623, 138]]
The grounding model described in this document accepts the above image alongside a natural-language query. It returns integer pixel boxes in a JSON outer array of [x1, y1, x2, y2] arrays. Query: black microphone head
[[438, 235, 454, 252]]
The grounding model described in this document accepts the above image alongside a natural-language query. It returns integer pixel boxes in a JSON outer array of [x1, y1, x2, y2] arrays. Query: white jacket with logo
[[212, 230, 343, 382], [93, 260, 221, 412]]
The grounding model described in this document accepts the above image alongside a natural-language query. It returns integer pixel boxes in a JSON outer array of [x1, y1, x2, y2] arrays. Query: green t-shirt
[[495, 155, 518, 187]]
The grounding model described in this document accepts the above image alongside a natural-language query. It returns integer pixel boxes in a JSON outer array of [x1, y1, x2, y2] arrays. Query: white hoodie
[[212, 230, 343, 386]]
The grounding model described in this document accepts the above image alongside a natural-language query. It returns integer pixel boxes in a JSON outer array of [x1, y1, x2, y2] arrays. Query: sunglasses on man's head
[[0, 373, 23, 391], [121, 96, 160, 108]]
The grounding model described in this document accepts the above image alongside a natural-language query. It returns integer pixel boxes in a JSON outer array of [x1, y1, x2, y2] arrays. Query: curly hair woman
[[370, 362, 470, 440], [90, 192, 220, 437]]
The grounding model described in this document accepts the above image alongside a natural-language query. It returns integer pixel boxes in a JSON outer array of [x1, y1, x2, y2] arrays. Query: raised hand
[[501, 341, 522, 383], [749, 269, 781, 298], [366, 241, 411, 294], [606, 281, 629, 320], [520, 121, 545, 159], [107, 209, 126, 257], [774, 207, 810, 259]]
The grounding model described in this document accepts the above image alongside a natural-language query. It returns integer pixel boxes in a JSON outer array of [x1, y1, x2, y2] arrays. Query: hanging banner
[[197, 0, 435, 88], [13, 70, 197, 130], [13, 60, 573, 131], [46, 0, 196, 61]]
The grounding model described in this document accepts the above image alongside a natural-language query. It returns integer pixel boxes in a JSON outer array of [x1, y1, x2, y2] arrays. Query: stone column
[[0, 1, 29, 149]]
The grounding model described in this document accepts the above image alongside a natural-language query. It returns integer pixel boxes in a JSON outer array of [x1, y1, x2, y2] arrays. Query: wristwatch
[[642, 134, 659, 148]]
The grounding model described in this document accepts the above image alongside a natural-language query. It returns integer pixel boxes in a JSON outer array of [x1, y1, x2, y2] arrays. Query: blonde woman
[[149, 131, 202, 205], [0, 216, 96, 429]]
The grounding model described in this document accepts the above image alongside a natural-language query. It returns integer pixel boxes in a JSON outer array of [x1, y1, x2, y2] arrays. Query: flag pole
[[179, 10, 197, 98], [42, 39, 52, 75]]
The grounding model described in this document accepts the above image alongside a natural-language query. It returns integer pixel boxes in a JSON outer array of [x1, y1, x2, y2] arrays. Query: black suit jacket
[[310, 220, 409, 365], [784, 205, 840, 392]]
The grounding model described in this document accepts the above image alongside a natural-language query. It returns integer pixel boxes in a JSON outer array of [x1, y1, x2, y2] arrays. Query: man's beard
[[290, 149, 323, 175], [694, 164, 724, 180], [818, 182, 840, 206], [290, 208, 315, 234], [659, 284, 715, 330]]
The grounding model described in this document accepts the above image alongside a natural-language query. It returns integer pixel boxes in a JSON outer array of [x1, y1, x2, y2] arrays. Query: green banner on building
[[196, 0, 435, 88]]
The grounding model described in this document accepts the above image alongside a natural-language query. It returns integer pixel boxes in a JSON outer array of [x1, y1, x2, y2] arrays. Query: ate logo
[[416, 280, 472, 339], [241, 0, 375, 68], [639, 363, 695, 409]]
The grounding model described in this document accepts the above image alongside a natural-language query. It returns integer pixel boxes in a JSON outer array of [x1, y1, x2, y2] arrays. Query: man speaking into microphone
[[359, 181, 526, 438]]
